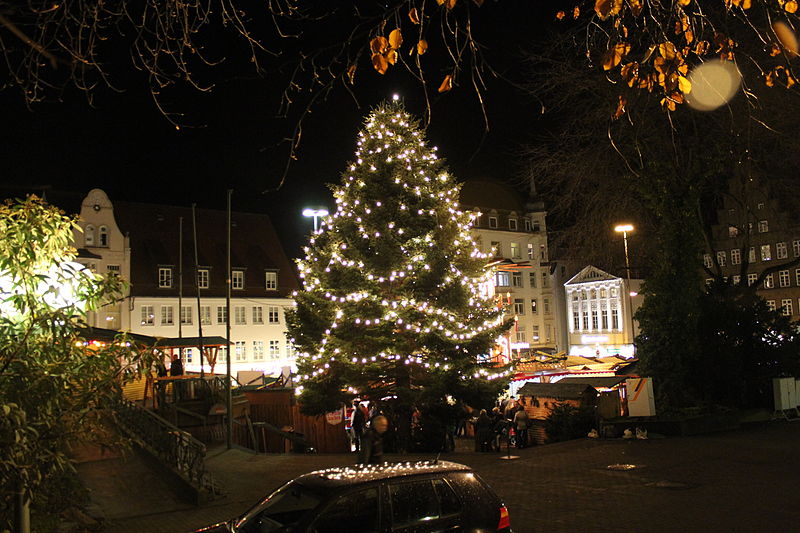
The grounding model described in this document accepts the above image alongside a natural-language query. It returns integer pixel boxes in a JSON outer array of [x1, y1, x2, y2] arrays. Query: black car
[[195, 460, 512, 533]]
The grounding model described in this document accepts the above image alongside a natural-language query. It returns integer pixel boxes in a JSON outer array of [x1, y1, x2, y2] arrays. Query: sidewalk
[[78, 420, 800, 533]]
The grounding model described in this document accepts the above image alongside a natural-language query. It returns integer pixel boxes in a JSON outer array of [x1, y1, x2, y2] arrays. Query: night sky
[[0, 3, 550, 257]]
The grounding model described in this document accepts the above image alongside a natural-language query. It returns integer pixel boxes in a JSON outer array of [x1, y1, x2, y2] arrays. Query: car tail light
[[497, 505, 511, 530]]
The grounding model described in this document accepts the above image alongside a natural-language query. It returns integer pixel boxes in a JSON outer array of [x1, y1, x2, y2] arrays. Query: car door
[[385, 477, 462, 533], [306, 485, 382, 533]]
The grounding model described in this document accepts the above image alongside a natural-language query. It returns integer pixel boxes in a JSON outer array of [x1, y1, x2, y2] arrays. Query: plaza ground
[[76, 419, 800, 533]]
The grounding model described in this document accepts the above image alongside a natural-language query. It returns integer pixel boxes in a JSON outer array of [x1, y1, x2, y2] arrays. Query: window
[[705, 278, 714, 286], [529, 272, 537, 288], [510, 242, 521, 259], [141, 306, 154, 326], [107, 264, 120, 276], [161, 306, 174, 325], [541, 272, 549, 288], [749, 247, 756, 263], [601, 309, 609, 330], [84, 224, 95, 246], [794, 240, 800, 257], [516, 330, 526, 342], [779, 270, 790, 288], [253, 306, 263, 324], [494, 271, 510, 287], [490, 241, 501, 256], [218, 346, 227, 362], [611, 288, 618, 297], [703, 254, 713, 268], [731, 249, 741, 265], [527, 243, 534, 259], [532, 219, 541, 232], [488, 216, 498, 228], [514, 298, 525, 314], [268, 306, 280, 324], [185, 348, 193, 364], [781, 299, 793, 316], [532, 325, 540, 341], [747, 273, 758, 286], [600, 288, 607, 298], [764, 274, 774, 289], [611, 306, 620, 329], [531, 299, 538, 314], [235, 341, 246, 361], [732, 275, 741, 285], [761, 244, 772, 261], [796, 268, 800, 286], [539, 244, 547, 261], [234, 306, 246, 325], [311, 488, 378, 533], [572, 310, 580, 330], [728, 226, 739, 237], [265, 271, 278, 290], [99, 225, 109, 247], [758, 220, 769, 233], [774, 242, 788, 259], [509, 218, 518, 231], [512, 272, 523, 287], [582, 310, 589, 330], [269, 340, 280, 359], [767, 300, 776, 311], [200, 306, 211, 325], [544, 298, 551, 314], [217, 306, 228, 324], [158, 267, 173, 288], [253, 341, 265, 361], [180, 306, 193, 325], [232, 270, 244, 290], [591, 309, 598, 329], [197, 269, 209, 289], [524, 219, 532, 231], [757, 202, 765, 210], [716, 251, 726, 267]]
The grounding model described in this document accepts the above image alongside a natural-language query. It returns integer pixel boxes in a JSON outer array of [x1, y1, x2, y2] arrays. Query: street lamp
[[614, 224, 636, 350], [302, 207, 329, 232]]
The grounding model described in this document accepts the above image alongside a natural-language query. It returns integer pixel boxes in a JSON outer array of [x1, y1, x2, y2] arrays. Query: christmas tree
[[286, 100, 512, 425]]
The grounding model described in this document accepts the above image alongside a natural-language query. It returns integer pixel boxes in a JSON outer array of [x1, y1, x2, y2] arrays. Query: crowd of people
[[471, 398, 530, 452]]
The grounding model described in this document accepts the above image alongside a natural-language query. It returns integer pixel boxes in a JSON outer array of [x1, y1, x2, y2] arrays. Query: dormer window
[[158, 267, 173, 288], [99, 225, 109, 247], [488, 216, 498, 229], [232, 270, 245, 290], [508, 218, 518, 231], [265, 271, 278, 290], [85, 225, 95, 246], [532, 220, 541, 232], [524, 219, 532, 231]]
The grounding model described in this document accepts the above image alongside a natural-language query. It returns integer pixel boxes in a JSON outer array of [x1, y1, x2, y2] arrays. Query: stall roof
[[154, 337, 230, 348], [556, 376, 628, 389], [517, 382, 598, 399], [78, 326, 158, 346]]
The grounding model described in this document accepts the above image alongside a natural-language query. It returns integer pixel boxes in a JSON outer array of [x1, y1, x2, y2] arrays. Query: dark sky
[[0, 2, 549, 256]]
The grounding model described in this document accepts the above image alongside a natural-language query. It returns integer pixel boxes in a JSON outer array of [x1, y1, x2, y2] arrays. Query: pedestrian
[[513, 405, 530, 449], [358, 415, 388, 464], [490, 407, 504, 452], [169, 353, 184, 401], [351, 400, 366, 452], [475, 409, 493, 453]]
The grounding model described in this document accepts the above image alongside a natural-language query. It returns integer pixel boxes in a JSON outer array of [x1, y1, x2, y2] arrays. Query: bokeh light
[[686, 60, 742, 112]]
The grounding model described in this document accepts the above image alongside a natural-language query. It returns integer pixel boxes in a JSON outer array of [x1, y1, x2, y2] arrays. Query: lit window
[[777, 242, 788, 259], [531, 299, 538, 314], [781, 299, 792, 316], [764, 274, 774, 289], [232, 270, 245, 290], [181, 306, 193, 325], [265, 271, 278, 290], [509, 219, 518, 231], [269, 340, 281, 359], [796, 268, 800, 286], [234, 306, 246, 325], [779, 270, 790, 288], [793, 240, 800, 257], [716, 251, 726, 267], [767, 300, 776, 311], [703, 254, 713, 268], [200, 306, 211, 325], [268, 306, 280, 324], [728, 226, 738, 237], [253, 306, 264, 324], [730, 249, 741, 265], [198, 269, 209, 289], [141, 305, 154, 326], [253, 341, 265, 361], [758, 220, 769, 233], [488, 216, 498, 228], [732, 275, 741, 285], [510, 242, 521, 259], [527, 243, 534, 259], [158, 267, 173, 288], [217, 306, 228, 324], [494, 272, 510, 287], [747, 273, 757, 286], [761, 244, 772, 261], [161, 306, 174, 325]]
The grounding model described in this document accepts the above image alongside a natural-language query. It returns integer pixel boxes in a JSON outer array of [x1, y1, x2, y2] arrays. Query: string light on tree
[[285, 100, 513, 417]]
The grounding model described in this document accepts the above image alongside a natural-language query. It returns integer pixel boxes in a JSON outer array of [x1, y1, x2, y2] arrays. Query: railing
[[110, 396, 222, 499]]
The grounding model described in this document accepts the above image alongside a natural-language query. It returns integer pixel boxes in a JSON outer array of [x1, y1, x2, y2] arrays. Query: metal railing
[[110, 396, 222, 498]]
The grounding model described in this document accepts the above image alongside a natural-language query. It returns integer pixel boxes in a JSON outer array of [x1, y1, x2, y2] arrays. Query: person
[[513, 405, 530, 449], [351, 400, 366, 452], [169, 354, 184, 401], [474, 409, 493, 453], [155, 358, 168, 408], [358, 415, 388, 464], [490, 407, 505, 452]]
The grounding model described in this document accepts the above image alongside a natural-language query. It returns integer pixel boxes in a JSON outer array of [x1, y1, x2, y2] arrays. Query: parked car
[[194, 460, 511, 533]]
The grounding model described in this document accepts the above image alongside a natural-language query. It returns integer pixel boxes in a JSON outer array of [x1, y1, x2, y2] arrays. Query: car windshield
[[235, 482, 321, 533]]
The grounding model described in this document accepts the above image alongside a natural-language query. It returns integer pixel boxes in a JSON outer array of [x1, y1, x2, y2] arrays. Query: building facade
[[703, 182, 800, 319], [459, 180, 565, 359], [73, 189, 300, 377], [564, 265, 641, 359]]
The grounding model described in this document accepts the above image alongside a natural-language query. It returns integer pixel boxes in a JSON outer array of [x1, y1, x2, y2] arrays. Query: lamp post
[[614, 224, 636, 350], [302, 207, 329, 232]]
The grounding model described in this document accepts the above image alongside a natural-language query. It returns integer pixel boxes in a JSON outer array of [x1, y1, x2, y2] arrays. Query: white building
[[73, 189, 299, 378], [459, 180, 564, 359], [564, 266, 642, 359]]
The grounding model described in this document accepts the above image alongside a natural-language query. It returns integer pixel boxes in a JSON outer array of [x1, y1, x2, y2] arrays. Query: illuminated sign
[[510, 342, 530, 349], [581, 335, 609, 343]]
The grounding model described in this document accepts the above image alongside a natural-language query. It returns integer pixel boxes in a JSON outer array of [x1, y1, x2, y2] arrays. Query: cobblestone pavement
[[76, 420, 800, 533]]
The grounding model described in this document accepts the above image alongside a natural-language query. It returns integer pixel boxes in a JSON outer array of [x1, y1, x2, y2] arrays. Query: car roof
[[293, 460, 472, 491]]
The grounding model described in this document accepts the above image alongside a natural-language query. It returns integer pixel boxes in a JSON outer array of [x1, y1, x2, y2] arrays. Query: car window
[[238, 483, 321, 533], [388, 480, 441, 528], [432, 479, 461, 516], [310, 487, 379, 533]]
